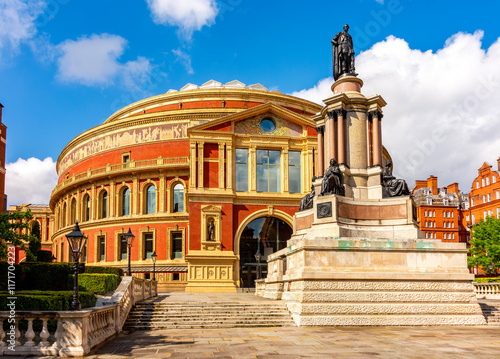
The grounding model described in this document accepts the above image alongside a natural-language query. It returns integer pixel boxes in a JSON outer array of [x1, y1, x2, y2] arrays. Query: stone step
[[127, 313, 291, 318]]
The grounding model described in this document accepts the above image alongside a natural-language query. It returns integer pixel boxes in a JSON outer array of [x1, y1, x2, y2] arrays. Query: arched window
[[100, 191, 108, 219], [122, 187, 130, 216], [173, 183, 184, 213], [146, 185, 156, 214], [83, 194, 90, 221], [62, 203, 67, 228], [70, 198, 77, 224]]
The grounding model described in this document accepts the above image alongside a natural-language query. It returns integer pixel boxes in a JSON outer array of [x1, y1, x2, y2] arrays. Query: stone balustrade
[[0, 277, 157, 357], [474, 282, 500, 299]]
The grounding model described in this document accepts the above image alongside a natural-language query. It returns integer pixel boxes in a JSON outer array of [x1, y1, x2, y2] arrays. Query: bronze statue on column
[[332, 24, 356, 81]]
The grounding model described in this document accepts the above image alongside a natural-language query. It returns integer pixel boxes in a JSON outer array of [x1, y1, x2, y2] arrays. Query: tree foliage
[[468, 215, 500, 275], [0, 210, 37, 261], [28, 220, 41, 262]]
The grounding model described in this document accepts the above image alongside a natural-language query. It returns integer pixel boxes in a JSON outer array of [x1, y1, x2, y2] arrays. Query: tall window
[[101, 191, 108, 219], [98, 236, 105, 262], [288, 151, 301, 194], [120, 235, 127, 260], [146, 185, 156, 214], [62, 203, 67, 228], [60, 242, 64, 262], [144, 233, 153, 259], [122, 188, 130, 216], [257, 149, 280, 192], [70, 199, 77, 224], [173, 183, 184, 212], [84, 194, 90, 221], [171, 232, 183, 259], [236, 148, 249, 192]]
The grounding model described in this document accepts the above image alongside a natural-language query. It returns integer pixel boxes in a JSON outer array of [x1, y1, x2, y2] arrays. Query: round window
[[260, 118, 276, 133]]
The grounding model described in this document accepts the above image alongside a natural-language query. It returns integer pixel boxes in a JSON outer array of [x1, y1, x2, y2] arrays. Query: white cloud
[[291, 31, 500, 192], [56, 33, 153, 87], [0, 0, 45, 60], [6, 157, 58, 206], [172, 48, 194, 74], [146, 0, 218, 39]]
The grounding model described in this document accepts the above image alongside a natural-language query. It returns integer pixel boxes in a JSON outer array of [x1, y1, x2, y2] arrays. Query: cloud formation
[[0, 0, 45, 61], [291, 31, 500, 191], [146, 0, 218, 39], [56, 33, 153, 87], [5, 157, 58, 206], [172, 48, 194, 74]]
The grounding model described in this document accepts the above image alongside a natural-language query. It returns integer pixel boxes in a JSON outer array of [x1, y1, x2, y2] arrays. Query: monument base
[[260, 237, 486, 326]]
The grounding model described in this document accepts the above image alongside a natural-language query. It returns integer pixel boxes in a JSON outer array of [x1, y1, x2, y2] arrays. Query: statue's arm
[[332, 33, 339, 45]]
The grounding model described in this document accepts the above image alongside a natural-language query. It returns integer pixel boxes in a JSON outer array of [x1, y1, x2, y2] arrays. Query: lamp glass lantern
[[151, 251, 157, 281], [123, 228, 135, 276], [65, 222, 87, 311]]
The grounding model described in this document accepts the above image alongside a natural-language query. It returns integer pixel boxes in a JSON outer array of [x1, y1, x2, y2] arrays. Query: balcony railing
[[0, 277, 157, 357], [473, 282, 500, 299]]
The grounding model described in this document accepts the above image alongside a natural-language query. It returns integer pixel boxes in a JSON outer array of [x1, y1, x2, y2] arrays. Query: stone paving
[[86, 325, 500, 358]]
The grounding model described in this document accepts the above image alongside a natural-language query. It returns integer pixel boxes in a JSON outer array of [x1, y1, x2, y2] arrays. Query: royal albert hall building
[[50, 80, 327, 292]]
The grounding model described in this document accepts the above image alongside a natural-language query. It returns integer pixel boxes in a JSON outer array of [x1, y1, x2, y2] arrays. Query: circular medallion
[[260, 118, 276, 133]]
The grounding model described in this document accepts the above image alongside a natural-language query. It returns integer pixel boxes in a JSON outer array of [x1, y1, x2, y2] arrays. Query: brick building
[[412, 176, 469, 243], [468, 159, 500, 224], [0, 103, 7, 213]]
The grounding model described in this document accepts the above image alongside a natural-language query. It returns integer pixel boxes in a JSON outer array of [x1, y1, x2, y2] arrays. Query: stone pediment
[[188, 103, 314, 134]]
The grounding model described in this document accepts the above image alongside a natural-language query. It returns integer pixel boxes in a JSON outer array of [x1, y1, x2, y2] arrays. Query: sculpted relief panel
[[59, 122, 188, 175], [234, 114, 302, 137]]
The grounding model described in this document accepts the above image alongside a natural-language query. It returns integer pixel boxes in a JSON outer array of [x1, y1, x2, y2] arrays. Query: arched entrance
[[238, 216, 293, 288]]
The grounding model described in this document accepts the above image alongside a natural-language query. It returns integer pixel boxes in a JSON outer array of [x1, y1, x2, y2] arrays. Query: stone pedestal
[[185, 251, 237, 293]]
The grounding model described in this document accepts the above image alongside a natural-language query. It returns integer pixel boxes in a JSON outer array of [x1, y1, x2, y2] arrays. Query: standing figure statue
[[332, 24, 356, 81], [207, 219, 215, 241], [299, 176, 317, 211], [320, 159, 345, 196], [382, 161, 410, 197]]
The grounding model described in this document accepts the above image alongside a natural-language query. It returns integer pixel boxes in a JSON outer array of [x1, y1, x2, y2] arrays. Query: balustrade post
[[39, 318, 50, 348], [24, 318, 36, 347]]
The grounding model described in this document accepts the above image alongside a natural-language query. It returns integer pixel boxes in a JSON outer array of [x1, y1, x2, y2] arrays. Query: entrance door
[[239, 216, 292, 288]]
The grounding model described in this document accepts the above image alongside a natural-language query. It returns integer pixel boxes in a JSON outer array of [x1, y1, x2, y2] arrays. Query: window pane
[[269, 166, 280, 192], [236, 148, 248, 163], [256, 165, 267, 192], [102, 192, 108, 218], [120, 236, 127, 260], [147, 186, 156, 214], [236, 163, 248, 192], [144, 234, 153, 259], [172, 233, 183, 259], [268, 150, 280, 165], [99, 237, 105, 262], [257, 150, 268, 164], [289, 151, 301, 166], [122, 188, 130, 216], [173, 183, 184, 212], [289, 166, 301, 193]]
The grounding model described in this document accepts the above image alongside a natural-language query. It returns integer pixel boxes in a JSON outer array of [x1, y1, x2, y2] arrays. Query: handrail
[[0, 277, 158, 357]]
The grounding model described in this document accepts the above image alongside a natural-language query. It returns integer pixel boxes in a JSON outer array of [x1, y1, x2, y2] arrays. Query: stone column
[[336, 109, 346, 165], [110, 179, 116, 217], [159, 174, 166, 212], [316, 126, 325, 176], [132, 177, 139, 215], [218, 143, 225, 189], [283, 147, 289, 193], [226, 143, 233, 190], [250, 146, 257, 192], [370, 111, 383, 166], [197, 142, 204, 189], [91, 184, 96, 221], [189, 142, 197, 188]]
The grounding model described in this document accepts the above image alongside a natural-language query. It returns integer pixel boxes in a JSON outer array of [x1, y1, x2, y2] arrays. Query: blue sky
[[1, 0, 500, 205]]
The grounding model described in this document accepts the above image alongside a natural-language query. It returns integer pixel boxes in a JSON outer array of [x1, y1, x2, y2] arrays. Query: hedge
[[68, 273, 119, 295], [0, 262, 124, 291], [0, 290, 96, 311], [474, 277, 500, 283]]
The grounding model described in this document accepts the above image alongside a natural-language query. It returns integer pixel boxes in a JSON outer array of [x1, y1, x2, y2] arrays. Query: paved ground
[[82, 293, 500, 359], [87, 326, 500, 358]]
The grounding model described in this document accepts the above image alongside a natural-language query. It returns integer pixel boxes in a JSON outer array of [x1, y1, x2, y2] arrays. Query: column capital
[[368, 110, 383, 120], [315, 125, 325, 135]]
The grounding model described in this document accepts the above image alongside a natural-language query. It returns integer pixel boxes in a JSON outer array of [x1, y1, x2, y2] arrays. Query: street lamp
[[255, 239, 262, 280], [151, 251, 157, 281], [488, 262, 494, 274], [123, 228, 135, 277], [65, 222, 87, 311]]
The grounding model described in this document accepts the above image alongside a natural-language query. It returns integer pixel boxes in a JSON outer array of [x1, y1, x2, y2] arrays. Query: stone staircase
[[123, 301, 295, 331], [479, 301, 500, 325]]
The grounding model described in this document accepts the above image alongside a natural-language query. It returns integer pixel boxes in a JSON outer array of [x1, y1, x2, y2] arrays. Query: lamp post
[[255, 238, 262, 280], [151, 251, 157, 281], [65, 222, 87, 311], [488, 262, 494, 275], [123, 228, 135, 277]]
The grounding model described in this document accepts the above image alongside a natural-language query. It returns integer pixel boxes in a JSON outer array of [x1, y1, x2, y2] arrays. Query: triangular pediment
[[188, 103, 315, 134]]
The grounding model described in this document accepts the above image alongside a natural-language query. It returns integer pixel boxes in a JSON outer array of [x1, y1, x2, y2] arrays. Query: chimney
[[447, 183, 459, 194], [427, 175, 438, 196]]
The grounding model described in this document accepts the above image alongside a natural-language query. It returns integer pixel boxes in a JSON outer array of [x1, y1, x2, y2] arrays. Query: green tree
[[468, 215, 500, 275], [28, 220, 41, 262], [0, 210, 38, 260]]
